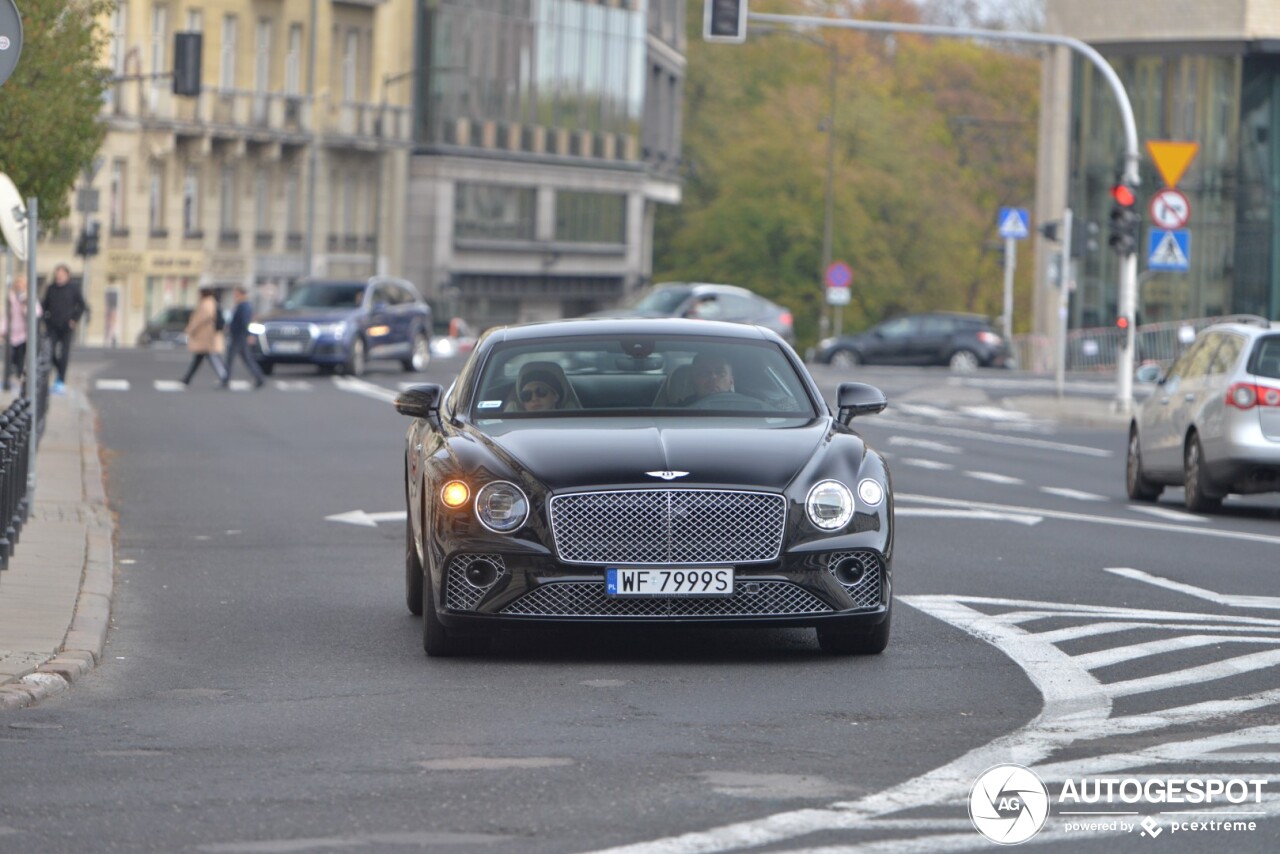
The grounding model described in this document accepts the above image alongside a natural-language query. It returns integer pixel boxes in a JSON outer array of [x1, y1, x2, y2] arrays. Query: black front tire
[[422, 576, 466, 657], [403, 333, 431, 372], [1125, 426, 1163, 501], [816, 606, 891, 655], [829, 349, 862, 369], [344, 338, 366, 377], [1183, 434, 1223, 513], [406, 504, 424, 617]]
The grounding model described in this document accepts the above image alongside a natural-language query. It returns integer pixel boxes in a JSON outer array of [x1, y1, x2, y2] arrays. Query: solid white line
[[95, 379, 130, 391], [896, 493, 1280, 547], [895, 508, 1042, 525], [887, 436, 962, 454], [1073, 634, 1280, 670], [898, 458, 955, 471], [1039, 486, 1107, 501], [1106, 567, 1280, 610], [1128, 505, 1209, 523], [873, 416, 1113, 457], [964, 471, 1024, 485]]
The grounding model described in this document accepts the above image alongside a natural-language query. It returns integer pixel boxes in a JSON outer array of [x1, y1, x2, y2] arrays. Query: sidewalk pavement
[[0, 373, 114, 710]]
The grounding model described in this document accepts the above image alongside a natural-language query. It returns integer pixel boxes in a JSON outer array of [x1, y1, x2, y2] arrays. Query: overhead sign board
[[1148, 229, 1190, 272], [997, 207, 1030, 240], [1148, 188, 1190, 230], [0, 0, 23, 89], [1146, 140, 1199, 188]]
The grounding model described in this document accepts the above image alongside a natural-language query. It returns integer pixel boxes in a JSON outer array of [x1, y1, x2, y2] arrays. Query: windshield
[[283, 283, 365, 310], [471, 335, 817, 419], [629, 287, 692, 315]]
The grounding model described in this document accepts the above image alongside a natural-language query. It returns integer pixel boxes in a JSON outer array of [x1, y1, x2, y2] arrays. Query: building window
[[148, 161, 166, 236], [150, 5, 169, 112], [555, 191, 625, 244], [454, 183, 537, 241], [182, 164, 201, 236], [221, 15, 238, 90], [343, 28, 359, 101], [109, 159, 127, 234], [110, 2, 128, 79], [255, 166, 271, 242], [285, 24, 303, 96], [284, 169, 302, 241], [255, 18, 272, 94], [186, 8, 202, 32], [219, 164, 237, 238]]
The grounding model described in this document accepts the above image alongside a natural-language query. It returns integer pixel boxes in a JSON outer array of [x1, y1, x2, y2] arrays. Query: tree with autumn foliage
[[0, 0, 111, 241], [655, 0, 1040, 348]]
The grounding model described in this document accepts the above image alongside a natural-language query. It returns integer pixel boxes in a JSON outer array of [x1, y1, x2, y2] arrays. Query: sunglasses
[[520, 385, 557, 402]]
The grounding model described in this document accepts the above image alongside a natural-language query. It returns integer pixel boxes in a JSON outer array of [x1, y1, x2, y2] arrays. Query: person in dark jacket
[[223, 286, 265, 388], [41, 264, 87, 395]]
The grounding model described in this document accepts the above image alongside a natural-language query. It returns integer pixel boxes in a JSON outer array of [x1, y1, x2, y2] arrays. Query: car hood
[[472, 417, 840, 492], [260, 307, 361, 324]]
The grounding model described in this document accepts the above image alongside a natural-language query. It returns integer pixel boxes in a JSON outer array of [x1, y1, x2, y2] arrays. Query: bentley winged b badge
[[645, 470, 689, 481]]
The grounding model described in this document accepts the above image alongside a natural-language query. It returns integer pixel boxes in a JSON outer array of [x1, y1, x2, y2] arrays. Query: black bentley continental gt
[[394, 318, 893, 656]]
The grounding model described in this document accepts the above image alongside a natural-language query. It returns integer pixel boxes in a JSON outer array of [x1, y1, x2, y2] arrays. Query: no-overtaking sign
[[0, 0, 22, 89]]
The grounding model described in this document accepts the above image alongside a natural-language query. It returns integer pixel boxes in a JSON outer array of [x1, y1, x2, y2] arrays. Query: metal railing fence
[[1011, 315, 1261, 374], [0, 341, 52, 579]]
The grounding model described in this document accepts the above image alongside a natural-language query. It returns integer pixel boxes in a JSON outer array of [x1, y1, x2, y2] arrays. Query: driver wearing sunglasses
[[513, 365, 565, 411]]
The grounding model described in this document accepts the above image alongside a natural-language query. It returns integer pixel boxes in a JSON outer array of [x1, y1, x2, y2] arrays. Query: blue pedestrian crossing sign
[[1148, 229, 1190, 272], [997, 207, 1030, 240]]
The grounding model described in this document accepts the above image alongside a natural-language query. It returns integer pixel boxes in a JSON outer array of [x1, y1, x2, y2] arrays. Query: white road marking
[[95, 379, 130, 391], [332, 375, 399, 403], [895, 508, 1042, 525], [272, 380, 314, 391], [897, 493, 1280, 547], [887, 436, 961, 454], [873, 417, 1112, 457], [1038, 486, 1107, 501], [1128, 504, 1209, 523], [325, 509, 407, 528], [898, 458, 955, 471], [892, 403, 955, 420], [1106, 567, 1280, 610], [225, 379, 253, 391], [1072, 633, 1280, 670], [964, 471, 1023, 485], [153, 380, 186, 392], [958, 405, 1031, 421]]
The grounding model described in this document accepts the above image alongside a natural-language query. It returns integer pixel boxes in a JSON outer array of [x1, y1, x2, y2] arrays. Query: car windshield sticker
[[478, 400, 503, 409]]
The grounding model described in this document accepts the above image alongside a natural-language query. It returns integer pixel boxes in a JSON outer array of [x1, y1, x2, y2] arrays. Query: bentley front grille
[[548, 489, 786, 565], [499, 580, 831, 618]]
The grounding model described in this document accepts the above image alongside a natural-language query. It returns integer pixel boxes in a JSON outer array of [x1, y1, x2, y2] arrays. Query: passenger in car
[[687, 352, 735, 402]]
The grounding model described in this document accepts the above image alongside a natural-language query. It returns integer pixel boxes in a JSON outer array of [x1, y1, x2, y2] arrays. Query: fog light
[[833, 556, 867, 586], [464, 558, 500, 588]]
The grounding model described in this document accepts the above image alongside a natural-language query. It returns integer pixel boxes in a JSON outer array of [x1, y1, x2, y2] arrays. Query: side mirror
[[1134, 363, 1163, 385], [395, 383, 444, 426], [836, 382, 887, 424]]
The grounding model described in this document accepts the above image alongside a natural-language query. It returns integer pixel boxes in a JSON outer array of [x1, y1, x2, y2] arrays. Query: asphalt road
[[0, 350, 1277, 853]]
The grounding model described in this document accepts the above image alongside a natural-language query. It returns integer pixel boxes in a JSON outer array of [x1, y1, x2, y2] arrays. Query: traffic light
[[1038, 221, 1060, 242], [1116, 315, 1132, 347], [1108, 180, 1139, 256], [703, 0, 748, 44], [173, 32, 202, 97], [76, 219, 100, 257]]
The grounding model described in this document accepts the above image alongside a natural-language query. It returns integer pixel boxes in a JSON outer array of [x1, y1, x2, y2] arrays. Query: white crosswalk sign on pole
[[997, 207, 1030, 240], [1148, 229, 1190, 272]]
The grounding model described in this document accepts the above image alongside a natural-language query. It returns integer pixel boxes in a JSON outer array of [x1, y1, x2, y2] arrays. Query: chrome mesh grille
[[445, 554, 507, 611], [499, 580, 831, 618], [549, 489, 786, 565], [827, 551, 883, 610]]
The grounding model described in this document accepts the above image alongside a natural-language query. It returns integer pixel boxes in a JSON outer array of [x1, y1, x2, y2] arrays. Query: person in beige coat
[[180, 289, 229, 386]]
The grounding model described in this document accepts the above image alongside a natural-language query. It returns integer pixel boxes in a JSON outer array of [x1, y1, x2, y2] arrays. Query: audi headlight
[[316, 321, 349, 337], [247, 322, 266, 335], [806, 480, 854, 530], [475, 481, 529, 534]]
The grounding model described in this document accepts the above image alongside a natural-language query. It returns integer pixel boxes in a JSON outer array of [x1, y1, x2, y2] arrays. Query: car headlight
[[858, 478, 884, 507], [818, 337, 836, 350], [247, 322, 266, 335], [316, 321, 349, 337], [806, 480, 854, 530], [475, 481, 529, 533]]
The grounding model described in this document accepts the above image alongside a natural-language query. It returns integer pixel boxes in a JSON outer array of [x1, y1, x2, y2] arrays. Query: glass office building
[[405, 0, 685, 329]]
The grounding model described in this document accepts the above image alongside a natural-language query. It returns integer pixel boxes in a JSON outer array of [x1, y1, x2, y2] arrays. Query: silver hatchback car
[[1127, 319, 1280, 512]]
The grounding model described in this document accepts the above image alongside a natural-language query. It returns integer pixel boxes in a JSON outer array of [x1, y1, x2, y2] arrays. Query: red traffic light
[[1111, 184, 1136, 207], [1116, 316, 1131, 330]]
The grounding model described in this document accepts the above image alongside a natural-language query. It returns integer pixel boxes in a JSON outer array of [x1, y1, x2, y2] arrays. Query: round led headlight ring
[[806, 480, 854, 531], [474, 481, 530, 534], [858, 478, 885, 508]]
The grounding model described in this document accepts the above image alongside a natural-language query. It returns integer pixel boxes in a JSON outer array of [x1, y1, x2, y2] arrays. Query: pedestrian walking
[[3, 274, 41, 390], [223, 285, 265, 388], [40, 264, 86, 395], [180, 288, 229, 386]]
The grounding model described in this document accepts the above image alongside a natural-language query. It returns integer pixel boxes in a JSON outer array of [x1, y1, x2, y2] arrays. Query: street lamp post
[[371, 70, 415, 277]]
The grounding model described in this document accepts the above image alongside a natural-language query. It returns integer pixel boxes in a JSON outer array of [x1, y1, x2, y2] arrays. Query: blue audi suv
[[249, 277, 433, 376]]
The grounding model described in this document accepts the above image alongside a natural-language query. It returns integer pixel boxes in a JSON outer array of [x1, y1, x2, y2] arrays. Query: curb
[[0, 390, 113, 710]]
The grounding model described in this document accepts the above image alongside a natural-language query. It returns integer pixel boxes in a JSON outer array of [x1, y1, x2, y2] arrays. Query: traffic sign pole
[[1055, 208, 1072, 399], [1002, 236, 1016, 344]]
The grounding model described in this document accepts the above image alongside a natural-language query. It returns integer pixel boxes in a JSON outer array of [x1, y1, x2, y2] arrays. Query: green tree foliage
[[656, 0, 1040, 347], [0, 0, 111, 237]]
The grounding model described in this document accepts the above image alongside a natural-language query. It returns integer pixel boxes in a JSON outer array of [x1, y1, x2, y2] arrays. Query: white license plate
[[271, 341, 305, 354], [606, 567, 734, 598]]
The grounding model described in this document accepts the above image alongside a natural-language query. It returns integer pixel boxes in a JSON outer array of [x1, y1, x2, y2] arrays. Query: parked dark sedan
[[136, 306, 193, 347], [814, 312, 1009, 372], [593, 282, 796, 345], [395, 318, 893, 657], [249, 277, 432, 376]]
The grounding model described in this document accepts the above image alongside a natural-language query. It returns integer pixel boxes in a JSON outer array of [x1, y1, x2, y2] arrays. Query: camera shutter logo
[[969, 764, 1050, 845]]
